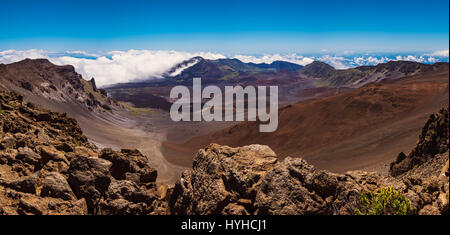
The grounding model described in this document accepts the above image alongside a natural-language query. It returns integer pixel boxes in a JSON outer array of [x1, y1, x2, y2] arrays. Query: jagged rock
[[15, 194, 88, 215], [222, 203, 249, 215], [105, 180, 150, 202], [255, 157, 330, 214], [37, 145, 68, 163], [98, 179, 156, 215], [19, 81, 33, 92], [0, 148, 17, 165], [15, 147, 40, 166], [390, 107, 449, 176], [55, 142, 74, 153], [74, 146, 98, 158], [169, 144, 278, 215], [418, 204, 441, 215], [68, 156, 112, 212], [90, 78, 98, 92], [99, 148, 157, 187], [1, 174, 39, 194], [41, 172, 76, 201], [98, 89, 107, 96], [0, 133, 15, 149], [41, 160, 69, 174], [437, 161, 449, 215], [18, 197, 45, 215]]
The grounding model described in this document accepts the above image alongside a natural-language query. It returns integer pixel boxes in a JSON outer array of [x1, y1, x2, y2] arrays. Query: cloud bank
[[0, 49, 225, 86], [425, 49, 449, 57], [0, 49, 448, 86]]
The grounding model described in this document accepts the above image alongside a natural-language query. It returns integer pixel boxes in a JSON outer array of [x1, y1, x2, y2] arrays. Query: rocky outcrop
[[97, 179, 158, 215], [0, 91, 161, 215], [99, 148, 157, 188], [169, 144, 279, 215], [90, 78, 98, 92], [167, 144, 359, 215], [168, 142, 448, 215], [390, 107, 449, 176], [67, 155, 112, 212], [41, 172, 76, 201]]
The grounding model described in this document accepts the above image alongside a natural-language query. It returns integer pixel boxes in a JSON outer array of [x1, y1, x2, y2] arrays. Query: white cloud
[[233, 54, 314, 66], [394, 55, 428, 63], [352, 56, 389, 66], [425, 49, 449, 57], [65, 50, 101, 57], [317, 55, 349, 69], [0, 49, 49, 64], [169, 58, 201, 77]]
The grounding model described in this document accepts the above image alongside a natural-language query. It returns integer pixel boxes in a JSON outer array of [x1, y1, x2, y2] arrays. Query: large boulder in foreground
[[99, 148, 157, 187], [97, 179, 158, 215], [41, 172, 76, 201], [67, 156, 112, 213], [169, 144, 278, 215]]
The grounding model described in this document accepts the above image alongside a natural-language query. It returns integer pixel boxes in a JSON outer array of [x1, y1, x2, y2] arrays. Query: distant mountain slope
[[107, 58, 449, 115], [300, 60, 449, 87], [165, 57, 304, 84], [107, 57, 312, 109], [0, 59, 122, 116], [249, 60, 304, 71], [163, 66, 449, 170]]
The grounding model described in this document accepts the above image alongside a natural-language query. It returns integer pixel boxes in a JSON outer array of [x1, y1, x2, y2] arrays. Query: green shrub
[[7, 102, 16, 108], [354, 187, 412, 215]]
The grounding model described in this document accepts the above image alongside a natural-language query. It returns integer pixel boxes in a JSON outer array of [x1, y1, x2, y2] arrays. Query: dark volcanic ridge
[[0, 58, 122, 114], [301, 60, 449, 88], [106, 57, 449, 114]]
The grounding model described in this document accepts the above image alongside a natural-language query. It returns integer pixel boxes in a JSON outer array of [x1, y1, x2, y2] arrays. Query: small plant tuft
[[354, 187, 413, 215], [7, 101, 16, 108]]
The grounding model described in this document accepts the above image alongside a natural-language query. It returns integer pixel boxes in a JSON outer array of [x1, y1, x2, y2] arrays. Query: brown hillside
[[164, 67, 449, 172]]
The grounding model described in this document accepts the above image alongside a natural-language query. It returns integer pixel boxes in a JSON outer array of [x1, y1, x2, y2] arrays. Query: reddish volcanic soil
[[162, 68, 449, 174]]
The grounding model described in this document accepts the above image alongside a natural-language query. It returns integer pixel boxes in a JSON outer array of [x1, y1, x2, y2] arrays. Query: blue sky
[[1, 0, 449, 54]]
